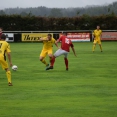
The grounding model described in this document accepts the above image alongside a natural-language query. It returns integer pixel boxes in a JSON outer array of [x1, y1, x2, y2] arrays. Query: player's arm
[[56, 39, 60, 43], [71, 44, 77, 57], [92, 31, 95, 40], [55, 37, 62, 48], [7, 52, 12, 67], [100, 30, 102, 39], [39, 37, 49, 41], [54, 41, 59, 48], [56, 36, 62, 43], [6, 44, 12, 67]]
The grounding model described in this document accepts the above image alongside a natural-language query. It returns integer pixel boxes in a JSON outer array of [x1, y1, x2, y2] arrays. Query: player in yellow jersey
[[39, 34, 58, 69], [0, 34, 13, 86], [92, 26, 103, 52]]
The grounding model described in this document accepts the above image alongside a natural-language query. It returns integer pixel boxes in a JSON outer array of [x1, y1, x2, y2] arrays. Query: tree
[[20, 12, 28, 16], [0, 10, 5, 15], [49, 8, 63, 17]]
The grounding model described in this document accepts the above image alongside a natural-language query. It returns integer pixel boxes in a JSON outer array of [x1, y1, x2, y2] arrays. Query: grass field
[[0, 42, 117, 117]]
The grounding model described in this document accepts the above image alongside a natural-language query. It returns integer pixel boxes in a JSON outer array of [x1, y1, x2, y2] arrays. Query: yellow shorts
[[93, 39, 101, 44], [40, 49, 53, 58], [0, 56, 8, 70]]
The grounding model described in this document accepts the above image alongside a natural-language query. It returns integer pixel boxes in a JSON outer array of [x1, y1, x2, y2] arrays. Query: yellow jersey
[[42, 37, 56, 50], [93, 29, 102, 39], [0, 41, 11, 58]]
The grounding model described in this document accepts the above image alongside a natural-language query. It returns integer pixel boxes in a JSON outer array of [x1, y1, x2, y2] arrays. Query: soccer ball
[[12, 65, 18, 71]]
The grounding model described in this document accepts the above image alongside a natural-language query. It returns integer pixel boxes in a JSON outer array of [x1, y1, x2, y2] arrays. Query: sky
[[0, 0, 116, 9]]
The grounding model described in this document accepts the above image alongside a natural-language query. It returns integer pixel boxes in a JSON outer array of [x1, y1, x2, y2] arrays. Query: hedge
[[0, 15, 117, 31]]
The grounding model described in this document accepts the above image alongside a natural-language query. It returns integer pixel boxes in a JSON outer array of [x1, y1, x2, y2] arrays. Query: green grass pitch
[[0, 42, 117, 117]]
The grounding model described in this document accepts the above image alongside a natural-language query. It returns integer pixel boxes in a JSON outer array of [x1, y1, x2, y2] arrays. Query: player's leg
[[49, 56, 56, 69], [44, 50, 53, 69], [46, 49, 68, 70], [48, 49, 53, 64], [98, 40, 103, 52], [46, 49, 62, 70], [92, 39, 97, 52], [5, 68, 12, 86], [39, 50, 48, 66], [64, 53, 69, 71], [0, 58, 12, 86], [51, 49, 65, 66], [46, 54, 53, 70], [46, 50, 60, 70], [40, 56, 48, 66], [99, 44, 103, 52]]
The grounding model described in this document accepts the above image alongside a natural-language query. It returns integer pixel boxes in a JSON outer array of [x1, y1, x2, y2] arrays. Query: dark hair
[[1, 34, 6, 40], [47, 34, 52, 37]]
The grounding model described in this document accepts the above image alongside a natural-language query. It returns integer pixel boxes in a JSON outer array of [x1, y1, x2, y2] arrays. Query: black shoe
[[46, 66, 53, 70], [45, 64, 49, 70], [101, 51, 103, 52], [8, 82, 13, 86], [66, 68, 68, 71]]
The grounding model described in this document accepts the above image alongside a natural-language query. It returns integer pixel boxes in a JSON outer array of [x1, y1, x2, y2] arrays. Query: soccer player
[[39, 34, 59, 69], [46, 32, 77, 71], [0, 27, 3, 39], [92, 26, 103, 52], [0, 34, 13, 86]]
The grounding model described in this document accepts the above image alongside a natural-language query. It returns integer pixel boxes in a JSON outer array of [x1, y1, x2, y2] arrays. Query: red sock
[[51, 56, 55, 66], [64, 58, 68, 68]]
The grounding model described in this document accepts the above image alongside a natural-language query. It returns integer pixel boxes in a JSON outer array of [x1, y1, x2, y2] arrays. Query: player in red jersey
[[0, 27, 3, 40], [46, 32, 77, 71]]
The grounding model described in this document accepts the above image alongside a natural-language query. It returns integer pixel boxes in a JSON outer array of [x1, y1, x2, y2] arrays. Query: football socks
[[6, 71, 12, 83]]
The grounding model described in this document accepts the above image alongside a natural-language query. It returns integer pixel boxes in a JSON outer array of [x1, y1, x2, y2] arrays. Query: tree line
[[0, 1, 117, 17]]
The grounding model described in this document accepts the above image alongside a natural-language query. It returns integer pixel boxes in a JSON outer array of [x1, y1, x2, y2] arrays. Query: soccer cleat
[[66, 68, 68, 71], [45, 64, 49, 70], [46, 66, 53, 70], [46, 64, 49, 68], [8, 82, 13, 86], [101, 51, 103, 52]]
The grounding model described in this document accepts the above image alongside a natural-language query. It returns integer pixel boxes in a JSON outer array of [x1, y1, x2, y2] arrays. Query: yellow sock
[[100, 45, 103, 51], [41, 59, 48, 66], [6, 71, 11, 83], [93, 44, 96, 51]]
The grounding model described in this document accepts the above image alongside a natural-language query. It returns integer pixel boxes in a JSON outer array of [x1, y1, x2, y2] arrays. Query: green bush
[[0, 15, 117, 31]]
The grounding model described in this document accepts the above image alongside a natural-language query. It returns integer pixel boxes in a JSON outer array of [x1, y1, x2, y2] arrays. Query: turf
[[0, 42, 117, 117]]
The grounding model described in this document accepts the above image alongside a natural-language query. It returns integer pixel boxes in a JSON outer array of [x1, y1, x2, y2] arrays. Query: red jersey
[[58, 35, 74, 52]]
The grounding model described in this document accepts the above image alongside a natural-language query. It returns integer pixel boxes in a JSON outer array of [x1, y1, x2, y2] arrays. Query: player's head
[[47, 34, 52, 40], [1, 34, 6, 40], [97, 26, 100, 30], [62, 32, 67, 36], [0, 27, 3, 32]]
